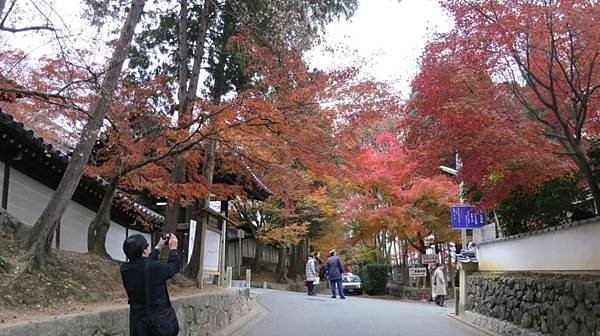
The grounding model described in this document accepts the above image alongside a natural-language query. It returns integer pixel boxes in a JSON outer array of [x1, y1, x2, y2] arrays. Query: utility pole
[[457, 153, 467, 252], [440, 152, 467, 252]]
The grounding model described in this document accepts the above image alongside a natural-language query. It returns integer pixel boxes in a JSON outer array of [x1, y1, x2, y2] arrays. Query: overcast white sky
[[6, 0, 452, 100], [306, 0, 453, 99]]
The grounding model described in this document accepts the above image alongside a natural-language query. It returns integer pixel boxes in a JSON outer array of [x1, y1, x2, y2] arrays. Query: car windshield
[[342, 276, 361, 283]]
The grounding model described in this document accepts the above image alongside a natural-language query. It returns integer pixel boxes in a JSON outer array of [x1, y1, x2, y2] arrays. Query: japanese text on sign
[[409, 267, 427, 277], [451, 205, 487, 228], [421, 254, 439, 264]]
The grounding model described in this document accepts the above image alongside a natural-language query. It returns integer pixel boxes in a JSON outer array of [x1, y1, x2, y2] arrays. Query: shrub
[[496, 175, 588, 236], [359, 264, 391, 295]]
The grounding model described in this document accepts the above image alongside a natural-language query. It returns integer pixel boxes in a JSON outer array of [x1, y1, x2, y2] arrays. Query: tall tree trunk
[[87, 175, 120, 258], [276, 247, 287, 283], [401, 240, 408, 267], [164, 160, 185, 234], [385, 232, 392, 263], [253, 239, 264, 273], [287, 244, 297, 278], [164, 0, 214, 231], [416, 235, 431, 288], [165, 0, 191, 234], [183, 200, 204, 279], [287, 239, 307, 279], [182, 136, 217, 281], [375, 233, 383, 264], [573, 148, 600, 214], [182, 0, 230, 281], [393, 237, 400, 266], [23, 0, 146, 270]]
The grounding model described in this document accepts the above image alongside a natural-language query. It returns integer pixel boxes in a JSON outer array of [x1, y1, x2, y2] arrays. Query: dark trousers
[[130, 315, 152, 336], [330, 279, 345, 298], [129, 308, 179, 336], [307, 281, 315, 295], [435, 295, 446, 306]]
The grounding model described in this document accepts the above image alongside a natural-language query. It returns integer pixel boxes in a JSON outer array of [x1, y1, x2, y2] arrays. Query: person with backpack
[[121, 233, 180, 336]]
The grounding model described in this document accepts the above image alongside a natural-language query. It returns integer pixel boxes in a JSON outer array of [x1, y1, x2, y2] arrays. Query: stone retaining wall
[[467, 273, 600, 335], [464, 311, 544, 336], [0, 288, 250, 336]]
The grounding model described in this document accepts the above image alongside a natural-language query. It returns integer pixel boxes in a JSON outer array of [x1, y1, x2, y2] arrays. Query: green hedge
[[359, 264, 391, 295]]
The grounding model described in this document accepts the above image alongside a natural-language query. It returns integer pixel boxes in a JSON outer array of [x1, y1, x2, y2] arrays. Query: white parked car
[[342, 274, 363, 295]]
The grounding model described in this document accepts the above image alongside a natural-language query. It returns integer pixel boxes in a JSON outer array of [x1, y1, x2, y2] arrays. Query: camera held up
[[161, 232, 172, 245]]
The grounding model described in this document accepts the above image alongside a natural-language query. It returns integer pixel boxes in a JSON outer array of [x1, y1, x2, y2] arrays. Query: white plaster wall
[[6, 168, 54, 227], [2, 165, 143, 261], [61, 200, 96, 253], [106, 222, 127, 261], [477, 221, 600, 271]]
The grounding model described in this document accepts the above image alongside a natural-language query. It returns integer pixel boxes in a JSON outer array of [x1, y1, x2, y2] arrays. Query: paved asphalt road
[[240, 289, 485, 336]]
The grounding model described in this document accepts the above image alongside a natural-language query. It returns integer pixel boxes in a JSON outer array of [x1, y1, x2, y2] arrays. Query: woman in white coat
[[305, 253, 318, 296], [432, 263, 447, 306]]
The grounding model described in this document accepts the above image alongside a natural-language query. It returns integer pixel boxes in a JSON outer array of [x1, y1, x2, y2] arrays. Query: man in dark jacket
[[326, 249, 345, 299], [120, 233, 180, 336]]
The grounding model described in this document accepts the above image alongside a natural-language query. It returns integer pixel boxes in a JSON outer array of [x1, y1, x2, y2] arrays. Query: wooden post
[[219, 218, 226, 286], [197, 210, 208, 289], [458, 267, 466, 316], [226, 266, 232, 287], [238, 236, 242, 278]]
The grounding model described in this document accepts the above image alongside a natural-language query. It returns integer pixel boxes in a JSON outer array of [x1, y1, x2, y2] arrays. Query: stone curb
[[0, 288, 250, 336], [218, 297, 269, 336], [447, 313, 499, 336]]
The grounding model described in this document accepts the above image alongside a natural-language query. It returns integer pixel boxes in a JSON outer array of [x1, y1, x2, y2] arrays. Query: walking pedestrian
[[305, 252, 318, 296], [432, 263, 447, 307], [429, 264, 436, 303], [326, 249, 345, 299]]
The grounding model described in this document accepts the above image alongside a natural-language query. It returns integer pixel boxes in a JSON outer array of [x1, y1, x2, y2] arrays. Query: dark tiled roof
[[0, 109, 163, 231]]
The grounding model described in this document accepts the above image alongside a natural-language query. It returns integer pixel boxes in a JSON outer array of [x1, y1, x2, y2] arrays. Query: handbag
[[145, 261, 180, 336], [313, 276, 320, 286]]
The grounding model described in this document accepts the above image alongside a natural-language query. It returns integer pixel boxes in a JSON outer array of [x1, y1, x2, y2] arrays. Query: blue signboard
[[451, 206, 487, 229]]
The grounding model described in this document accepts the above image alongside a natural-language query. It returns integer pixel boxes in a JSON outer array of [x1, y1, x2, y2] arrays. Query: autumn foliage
[[407, 0, 599, 208], [340, 134, 459, 255]]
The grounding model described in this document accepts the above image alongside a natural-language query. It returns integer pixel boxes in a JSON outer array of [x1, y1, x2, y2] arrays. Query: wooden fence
[[226, 237, 279, 269]]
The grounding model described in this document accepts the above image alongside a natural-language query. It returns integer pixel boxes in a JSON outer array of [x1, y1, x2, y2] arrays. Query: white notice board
[[409, 267, 427, 277], [421, 254, 439, 264], [203, 229, 221, 273]]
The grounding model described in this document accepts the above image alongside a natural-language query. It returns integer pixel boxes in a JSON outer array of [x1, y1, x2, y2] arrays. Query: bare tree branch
[[0, 24, 55, 33]]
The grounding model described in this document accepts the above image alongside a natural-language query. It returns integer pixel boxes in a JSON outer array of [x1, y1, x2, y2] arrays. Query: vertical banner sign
[[451, 206, 487, 229], [188, 220, 197, 263]]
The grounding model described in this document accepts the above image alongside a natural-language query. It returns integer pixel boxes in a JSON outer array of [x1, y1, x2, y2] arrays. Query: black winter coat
[[120, 248, 180, 335]]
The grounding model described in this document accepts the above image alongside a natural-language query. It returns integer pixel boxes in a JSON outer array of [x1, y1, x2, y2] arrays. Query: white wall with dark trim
[[476, 218, 600, 271], [0, 160, 149, 261]]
